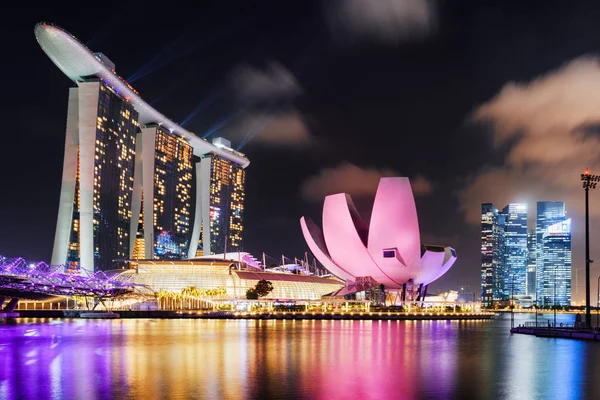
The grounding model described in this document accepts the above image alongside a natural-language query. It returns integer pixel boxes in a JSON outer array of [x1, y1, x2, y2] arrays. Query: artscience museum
[[300, 177, 457, 302]]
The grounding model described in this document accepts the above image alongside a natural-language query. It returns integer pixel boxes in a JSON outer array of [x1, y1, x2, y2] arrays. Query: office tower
[[481, 204, 506, 306], [481, 204, 495, 306], [38, 23, 250, 273], [539, 219, 572, 306], [526, 230, 536, 298], [502, 204, 528, 297], [130, 125, 194, 260], [188, 138, 246, 257], [53, 80, 139, 273], [481, 203, 528, 306], [535, 201, 567, 303]]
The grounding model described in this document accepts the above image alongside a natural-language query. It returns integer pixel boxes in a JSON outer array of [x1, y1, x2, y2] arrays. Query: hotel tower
[[35, 23, 249, 273]]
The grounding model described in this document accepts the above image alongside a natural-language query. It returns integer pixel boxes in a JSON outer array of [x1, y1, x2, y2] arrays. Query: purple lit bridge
[[0, 255, 135, 315]]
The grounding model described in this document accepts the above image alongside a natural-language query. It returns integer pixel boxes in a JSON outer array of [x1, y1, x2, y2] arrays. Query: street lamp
[[581, 169, 599, 328], [597, 275, 600, 330], [554, 265, 557, 328]]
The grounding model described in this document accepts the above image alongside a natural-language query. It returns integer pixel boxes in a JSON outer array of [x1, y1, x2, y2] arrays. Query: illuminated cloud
[[230, 61, 302, 103], [227, 110, 312, 147], [227, 62, 311, 147], [459, 56, 600, 302], [459, 56, 600, 226], [301, 162, 432, 202], [324, 0, 437, 45], [411, 174, 434, 196]]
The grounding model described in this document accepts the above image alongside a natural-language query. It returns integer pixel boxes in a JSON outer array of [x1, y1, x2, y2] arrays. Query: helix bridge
[[0, 255, 135, 301]]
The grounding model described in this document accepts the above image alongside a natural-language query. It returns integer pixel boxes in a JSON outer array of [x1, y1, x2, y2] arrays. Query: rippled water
[[0, 313, 598, 400]]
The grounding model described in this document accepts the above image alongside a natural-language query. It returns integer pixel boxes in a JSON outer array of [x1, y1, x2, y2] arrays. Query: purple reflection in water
[[0, 315, 597, 399]]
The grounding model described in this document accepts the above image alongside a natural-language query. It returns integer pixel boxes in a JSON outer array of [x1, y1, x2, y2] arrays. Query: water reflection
[[0, 314, 598, 399]]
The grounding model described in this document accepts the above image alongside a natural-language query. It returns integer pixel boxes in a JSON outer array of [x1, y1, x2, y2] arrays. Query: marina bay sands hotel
[[35, 23, 250, 273]]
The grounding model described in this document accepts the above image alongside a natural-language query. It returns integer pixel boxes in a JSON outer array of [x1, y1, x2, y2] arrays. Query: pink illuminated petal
[[300, 216, 354, 281], [322, 194, 401, 287], [368, 178, 421, 271], [420, 247, 457, 285]]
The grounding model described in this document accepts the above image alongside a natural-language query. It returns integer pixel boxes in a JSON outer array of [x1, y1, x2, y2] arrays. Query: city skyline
[[480, 201, 572, 307], [4, 3, 600, 298]]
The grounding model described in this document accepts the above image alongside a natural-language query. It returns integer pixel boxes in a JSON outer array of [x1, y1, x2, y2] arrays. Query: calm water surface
[[0, 313, 598, 400]]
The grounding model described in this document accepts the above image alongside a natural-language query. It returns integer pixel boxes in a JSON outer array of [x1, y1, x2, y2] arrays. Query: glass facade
[[526, 230, 536, 298], [535, 201, 568, 304], [206, 155, 246, 255], [540, 219, 572, 306], [67, 81, 139, 272], [152, 127, 193, 259], [502, 204, 528, 297], [481, 204, 496, 307], [481, 204, 507, 306]]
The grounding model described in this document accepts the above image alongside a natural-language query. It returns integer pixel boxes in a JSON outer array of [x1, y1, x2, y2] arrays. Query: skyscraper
[[526, 230, 536, 297], [130, 125, 194, 260], [481, 204, 495, 306], [37, 23, 250, 273], [53, 80, 139, 273], [188, 138, 246, 257], [540, 219, 572, 306], [535, 201, 568, 304], [481, 203, 528, 306], [502, 204, 528, 297], [481, 204, 506, 306]]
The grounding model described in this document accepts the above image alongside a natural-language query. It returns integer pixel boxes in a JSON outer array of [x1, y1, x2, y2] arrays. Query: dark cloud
[[300, 162, 432, 202]]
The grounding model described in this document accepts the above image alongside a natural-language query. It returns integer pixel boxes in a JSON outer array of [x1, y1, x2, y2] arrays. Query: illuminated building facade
[[37, 23, 250, 273], [526, 230, 536, 298], [480, 204, 506, 306], [130, 126, 193, 260], [539, 219, 572, 306], [188, 138, 246, 257], [502, 204, 528, 297], [535, 201, 568, 304], [535, 201, 571, 306], [54, 80, 139, 273], [481, 203, 528, 305], [114, 256, 343, 301]]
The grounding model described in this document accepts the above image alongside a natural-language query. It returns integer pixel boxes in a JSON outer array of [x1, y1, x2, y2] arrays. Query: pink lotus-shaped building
[[300, 177, 456, 295]]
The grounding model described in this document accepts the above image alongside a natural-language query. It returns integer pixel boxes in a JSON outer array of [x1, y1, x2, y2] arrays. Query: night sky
[[3, 1, 600, 299]]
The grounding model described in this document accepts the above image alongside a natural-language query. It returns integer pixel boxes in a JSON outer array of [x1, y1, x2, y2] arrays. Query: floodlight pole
[[581, 169, 598, 328]]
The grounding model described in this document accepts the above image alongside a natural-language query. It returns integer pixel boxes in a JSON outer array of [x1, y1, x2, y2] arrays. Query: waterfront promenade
[[511, 322, 600, 341]]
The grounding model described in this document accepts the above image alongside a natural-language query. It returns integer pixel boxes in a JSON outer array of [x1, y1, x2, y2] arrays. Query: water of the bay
[[0, 313, 598, 400]]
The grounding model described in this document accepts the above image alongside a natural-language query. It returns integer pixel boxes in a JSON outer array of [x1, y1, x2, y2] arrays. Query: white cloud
[[325, 0, 437, 45]]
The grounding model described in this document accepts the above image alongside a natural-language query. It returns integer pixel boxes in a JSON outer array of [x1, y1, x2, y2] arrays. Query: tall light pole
[[554, 265, 557, 328], [581, 169, 599, 328], [597, 275, 600, 330]]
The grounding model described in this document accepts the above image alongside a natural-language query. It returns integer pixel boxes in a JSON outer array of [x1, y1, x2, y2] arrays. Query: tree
[[245, 280, 274, 300], [254, 280, 274, 297]]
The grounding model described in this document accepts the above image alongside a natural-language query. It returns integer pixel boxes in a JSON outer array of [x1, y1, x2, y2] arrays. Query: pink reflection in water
[[0, 315, 595, 399]]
